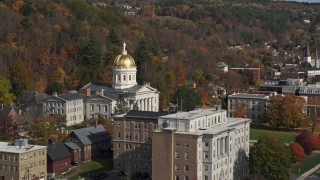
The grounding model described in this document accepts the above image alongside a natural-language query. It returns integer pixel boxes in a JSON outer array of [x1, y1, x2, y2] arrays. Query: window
[[175, 152, 179, 159], [124, 75, 126, 81], [176, 176, 179, 180], [90, 105, 94, 112], [98, 105, 101, 112], [185, 142, 189, 148], [118, 143, 120, 149], [184, 176, 189, 180], [205, 142, 209, 147], [185, 152, 189, 160], [204, 151, 209, 159], [184, 165, 189, 172], [129, 75, 132, 81], [175, 164, 179, 171], [176, 142, 180, 147], [104, 106, 108, 112], [204, 176, 208, 180], [204, 165, 208, 171]]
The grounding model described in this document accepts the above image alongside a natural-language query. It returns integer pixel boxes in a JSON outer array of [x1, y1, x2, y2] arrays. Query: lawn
[[292, 153, 320, 175], [61, 158, 113, 180], [250, 128, 298, 144]]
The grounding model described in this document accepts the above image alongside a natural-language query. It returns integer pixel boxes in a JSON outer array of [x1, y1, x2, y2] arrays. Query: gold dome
[[113, 42, 136, 68]]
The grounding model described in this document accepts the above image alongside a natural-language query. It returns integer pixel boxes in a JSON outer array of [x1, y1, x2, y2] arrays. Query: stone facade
[[152, 109, 251, 180]]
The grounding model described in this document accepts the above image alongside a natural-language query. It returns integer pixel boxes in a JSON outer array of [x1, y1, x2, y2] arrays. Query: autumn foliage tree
[[265, 95, 307, 128], [0, 77, 15, 106], [308, 133, 320, 150], [289, 142, 305, 162], [295, 131, 313, 155]]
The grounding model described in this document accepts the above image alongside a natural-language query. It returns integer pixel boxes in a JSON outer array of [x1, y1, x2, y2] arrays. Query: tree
[[295, 131, 313, 155], [134, 38, 152, 84], [250, 135, 292, 180], [81, 33, 102, 68], [0, 77, 15, 106], [265, 95, 307, 128], [114, 95, 130, 115], [289, 142, 306, 162], [10, 60, 33, 96], [171, 86, 201, 111], [106, 29, 121, 46], [99, 117, 114, 138], [28, 116, 58, 145]]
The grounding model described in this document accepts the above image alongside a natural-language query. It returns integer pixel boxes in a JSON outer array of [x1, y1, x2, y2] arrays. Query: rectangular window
[[118, 143, 120, 149], [205, 142, 209, 147], [175, 164, 179, 171], [176, 142, 180, 147], [117, 132, 120, 138], [104, 106, 107, 112], [185, 152, 189, 160], [184, 165, 189, 172], [175, 152, 179, 159], [98, 105, 101, 112], [90, 105, 94, 112], [205, 165, 208, 171], [204, 151, 209, 159], [176, 176, 179, 180], [185, 142, 189, 148], [184, 176, 189, 180]]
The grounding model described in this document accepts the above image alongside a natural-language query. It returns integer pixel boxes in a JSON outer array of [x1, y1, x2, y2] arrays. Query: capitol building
[[81, 42, 159, 118]]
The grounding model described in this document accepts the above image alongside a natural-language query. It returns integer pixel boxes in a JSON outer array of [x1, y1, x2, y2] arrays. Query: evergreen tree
[[81, 33, 101, 68], [171, 86, 201, 111], [114, 95, 130, 115], [134, 38, 152, 84], [106, 29, 121, 46]]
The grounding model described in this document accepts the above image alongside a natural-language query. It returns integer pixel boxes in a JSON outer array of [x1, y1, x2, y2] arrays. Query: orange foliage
[[234, 112, 247, 118], [175, 66, 187, 86], [12, 0, 24, 12], [308, 133, 320, 150], [289, 142, 305, 162]]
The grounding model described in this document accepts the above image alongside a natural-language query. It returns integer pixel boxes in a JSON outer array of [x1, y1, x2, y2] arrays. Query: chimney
[[52, 92, 58, 97], [80, 88, 91, 96]]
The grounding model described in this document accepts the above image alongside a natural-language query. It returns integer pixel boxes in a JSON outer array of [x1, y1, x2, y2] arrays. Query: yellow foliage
[[51, 67, 66, 84], [11, 42, 18, 50], [0, 2, 7, 10], [53, 24, 62, 32]]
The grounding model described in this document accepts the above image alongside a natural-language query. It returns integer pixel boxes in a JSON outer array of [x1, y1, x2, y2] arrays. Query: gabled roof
[[47, 142, 71, 161], [125, 110, 169, 119], [64, 142, 81, 150], [19, 91, 48, 106], [71, 125, 110, 146], [0, 107, 17, 119]]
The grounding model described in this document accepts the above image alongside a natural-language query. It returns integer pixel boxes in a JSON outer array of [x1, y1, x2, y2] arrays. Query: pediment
[[136, 85, 158, 94]]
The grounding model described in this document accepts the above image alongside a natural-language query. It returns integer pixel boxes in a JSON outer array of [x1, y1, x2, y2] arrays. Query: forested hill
[[1, 0, 320, 109]]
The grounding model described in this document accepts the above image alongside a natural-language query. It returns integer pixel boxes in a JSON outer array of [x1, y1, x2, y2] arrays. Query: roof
[[19, 91, 48, 105], [0, 107, 17, 119], [82, 82, 145, 95], [159, 109, 226, 120], [64, 142, 81, 150], [125, 110, 169, 119], [45, 91, 85, 102], [47, 142, 71, 161], [72, 125, 110, 146], [0, 141, 46, 154], [228, 93, 269, 99]]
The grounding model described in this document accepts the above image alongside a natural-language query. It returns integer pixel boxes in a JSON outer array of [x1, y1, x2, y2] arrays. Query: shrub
[[308, 133, 320, 150], [289, 142, 305, 162], [295, 131, 313, 155]]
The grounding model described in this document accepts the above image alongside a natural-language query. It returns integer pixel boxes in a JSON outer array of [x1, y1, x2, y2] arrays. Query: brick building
[[47, 142, 71, 176], [113, 110, 168, 176]]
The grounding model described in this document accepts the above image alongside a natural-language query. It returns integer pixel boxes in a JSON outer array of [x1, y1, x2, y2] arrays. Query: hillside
[[1, 0, 320, 109]]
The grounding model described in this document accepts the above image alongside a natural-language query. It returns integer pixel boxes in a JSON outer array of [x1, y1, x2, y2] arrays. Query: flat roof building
[[0, 139, 47, 180], [152, 109, 251, 180]]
